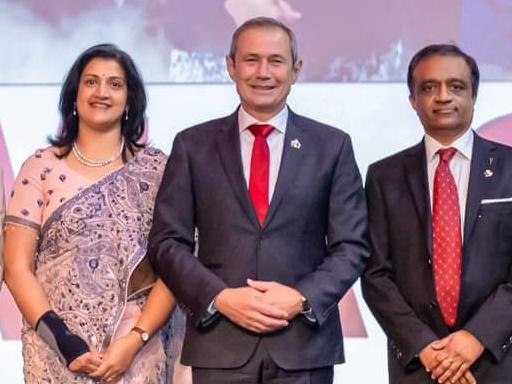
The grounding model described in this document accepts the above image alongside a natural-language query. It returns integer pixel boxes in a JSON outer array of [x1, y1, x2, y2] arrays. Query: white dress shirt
[[238, 105, 288, 200], [425, 128, 474, 237]]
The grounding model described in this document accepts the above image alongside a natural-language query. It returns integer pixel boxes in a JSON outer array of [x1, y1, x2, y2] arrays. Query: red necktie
[[432, 147, 462, 327], [248, 124, 274, 225]]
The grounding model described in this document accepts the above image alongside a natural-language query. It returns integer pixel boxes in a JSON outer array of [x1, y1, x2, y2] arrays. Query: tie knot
[[438, 147, 457, 163], [249, 124, 274, 139]]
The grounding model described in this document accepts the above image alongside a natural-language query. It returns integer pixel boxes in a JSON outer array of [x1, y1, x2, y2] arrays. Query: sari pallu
[[16, 148, 175, 383]]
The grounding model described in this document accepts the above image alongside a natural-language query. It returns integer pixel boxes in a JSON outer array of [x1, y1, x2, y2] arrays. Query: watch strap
[[131, 326, 150, 344]]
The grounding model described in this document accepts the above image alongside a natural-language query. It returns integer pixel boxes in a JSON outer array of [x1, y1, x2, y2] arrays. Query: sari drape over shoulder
[[7, 147, 185, 383]]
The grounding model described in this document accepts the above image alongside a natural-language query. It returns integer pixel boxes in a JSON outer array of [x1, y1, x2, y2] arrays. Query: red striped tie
[[248, 124, 274, 225]]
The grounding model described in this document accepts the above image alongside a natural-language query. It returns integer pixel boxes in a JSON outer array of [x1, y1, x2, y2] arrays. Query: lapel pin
[[290, 138, 301, 149], [483, 169, 494, 178]]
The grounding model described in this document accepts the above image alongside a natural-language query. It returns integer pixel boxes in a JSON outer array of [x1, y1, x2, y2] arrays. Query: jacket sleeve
[[147, 133, 227, 326], [295, 135, 370, 326], [463, 258, 512, 362], [361, 164, 438, 371]]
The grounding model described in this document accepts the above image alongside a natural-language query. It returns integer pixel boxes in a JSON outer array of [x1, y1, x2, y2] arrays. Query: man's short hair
[[228, 17, 298, 64], [407, 44, 480, 97]]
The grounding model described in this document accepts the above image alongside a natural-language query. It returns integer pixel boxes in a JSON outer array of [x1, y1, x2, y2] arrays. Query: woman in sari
[[3, 44, 184, 383]]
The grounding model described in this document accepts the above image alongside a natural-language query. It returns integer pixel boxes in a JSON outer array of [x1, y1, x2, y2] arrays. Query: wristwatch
[[301, 295, 311, 313], [131, 326, 150, 344]]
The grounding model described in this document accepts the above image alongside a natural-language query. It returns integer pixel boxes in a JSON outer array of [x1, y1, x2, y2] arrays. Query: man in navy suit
[[363, 44, 512, 384], [148, 17, 369, 383]]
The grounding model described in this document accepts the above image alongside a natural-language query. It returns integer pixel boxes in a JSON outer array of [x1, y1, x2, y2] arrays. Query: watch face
[[133, 327, 150, 343]]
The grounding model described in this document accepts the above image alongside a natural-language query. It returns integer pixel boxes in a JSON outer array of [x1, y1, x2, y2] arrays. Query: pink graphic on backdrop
[[339, 289, 367, 337], [0, 121, 23, 340], [477, 113, 512, 145]]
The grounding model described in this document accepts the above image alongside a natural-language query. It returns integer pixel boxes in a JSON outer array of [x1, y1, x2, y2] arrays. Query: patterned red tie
[[248, 124, 274, 225], [432, 147, 462, 327]]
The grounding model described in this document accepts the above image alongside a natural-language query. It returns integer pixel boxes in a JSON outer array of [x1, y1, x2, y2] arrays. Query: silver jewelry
[[72, 137, 125, 167], [73, 102, 77, 116], [125, 107, 129, 121]]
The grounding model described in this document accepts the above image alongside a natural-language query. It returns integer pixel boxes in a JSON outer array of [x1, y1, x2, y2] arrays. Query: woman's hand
[[68, 351, 103, 375], [89, 332, 142, 382]]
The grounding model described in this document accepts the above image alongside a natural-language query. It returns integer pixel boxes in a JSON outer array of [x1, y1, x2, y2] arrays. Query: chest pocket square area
[[481, 197, 512, 205]]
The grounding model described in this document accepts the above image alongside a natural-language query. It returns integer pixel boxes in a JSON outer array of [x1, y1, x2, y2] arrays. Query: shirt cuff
[[207, 297, 218, 315], [301, 308, 317, 323], [300, 295, 316, 323], [200, 297, 219, 327]]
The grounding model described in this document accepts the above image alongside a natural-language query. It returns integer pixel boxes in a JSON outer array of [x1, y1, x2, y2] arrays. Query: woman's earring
[[73, 102, 77, 116], [125, 108, 129, 121]]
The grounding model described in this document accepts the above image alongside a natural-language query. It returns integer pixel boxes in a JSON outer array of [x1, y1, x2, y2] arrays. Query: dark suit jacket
[[362, 133, 512, 383], [148, 108, 369, 369]]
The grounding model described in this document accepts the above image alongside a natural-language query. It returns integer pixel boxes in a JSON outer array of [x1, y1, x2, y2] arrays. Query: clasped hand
[[69, 332, 142, 383], [419, 330, 484, 384], [214, 278, 304, 333]]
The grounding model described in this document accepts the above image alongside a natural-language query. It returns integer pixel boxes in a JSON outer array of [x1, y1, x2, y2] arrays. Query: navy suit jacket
[[362, 133, 512, 383], [148, 108, 369, 369]]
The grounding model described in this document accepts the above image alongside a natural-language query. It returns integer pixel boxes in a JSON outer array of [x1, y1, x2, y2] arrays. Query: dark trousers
[[192, 340, 334, 384]]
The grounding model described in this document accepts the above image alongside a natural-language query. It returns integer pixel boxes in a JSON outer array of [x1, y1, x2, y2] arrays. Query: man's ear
[[291, 59, 303, 83], [409, 94, 417, 112], [226, 56, 236, 81]]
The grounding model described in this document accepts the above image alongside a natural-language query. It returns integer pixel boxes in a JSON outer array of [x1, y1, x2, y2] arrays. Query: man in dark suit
[[362, 44, 512, 384], [148, 17, 369, 383]]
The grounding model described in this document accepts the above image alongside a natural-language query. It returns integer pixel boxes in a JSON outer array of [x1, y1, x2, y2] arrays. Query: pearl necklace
[[72, 137, 125, 167]]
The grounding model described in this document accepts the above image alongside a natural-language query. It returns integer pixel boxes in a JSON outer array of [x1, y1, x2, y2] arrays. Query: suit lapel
[[263, 110, 305, 229], [404, 141, 433, 255], [455, 134, 497, 328], [216, 111, 260, 227], [463, 134, 498, 243]]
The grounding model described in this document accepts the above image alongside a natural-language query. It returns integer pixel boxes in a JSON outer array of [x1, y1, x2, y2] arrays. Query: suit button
[[429, 301, 437, 310], [502, 344, 509, 353]]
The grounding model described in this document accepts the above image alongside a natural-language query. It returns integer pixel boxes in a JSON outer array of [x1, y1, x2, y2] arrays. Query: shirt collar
[[425, 128, 474, 162], [238, 105, 288, 134]]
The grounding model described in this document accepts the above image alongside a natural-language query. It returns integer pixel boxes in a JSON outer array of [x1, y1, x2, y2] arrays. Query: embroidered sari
[[6, 147, 187, 383]]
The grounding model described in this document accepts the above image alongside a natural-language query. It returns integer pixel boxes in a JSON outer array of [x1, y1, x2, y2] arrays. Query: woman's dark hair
[[49, 43, 147, 159]]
